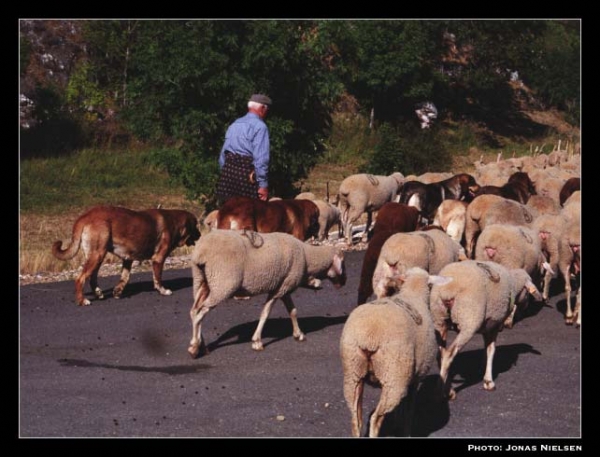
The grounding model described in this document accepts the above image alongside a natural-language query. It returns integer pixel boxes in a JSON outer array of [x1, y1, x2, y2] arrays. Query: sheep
[[561, 191, 581, 224], [557, 220, 581, 326], [432, 200, 469, 245], [526, 195, 561, 217], [203, 209, 219, 231], [399, 173, 480, 223], [295, 194, 342, 241], [340, 267, 451, 437], [464, 194, 535, 258], [187, 229, 346, 358], [371, 228, 465, 301], [295, 191, 317, 201], [429, 260, 542, 399], [356, 202, 421, 305], [336, 172, 405, 245], [474, 171, 536, 204], [559, 177, 580, 206], [533, 213, 567, 301], [474, 223, 544, 317], [416, 171, 453, 184]]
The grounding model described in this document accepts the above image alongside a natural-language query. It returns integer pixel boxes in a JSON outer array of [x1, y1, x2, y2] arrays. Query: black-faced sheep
[[340, 267, 451, 437], [187, 229, 346, 358], [336, 172, 405, 245], [429, 261, 542, 399]]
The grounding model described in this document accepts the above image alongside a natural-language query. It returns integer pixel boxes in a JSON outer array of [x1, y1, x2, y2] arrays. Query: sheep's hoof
[[78, 298, 91, 307], [252, 341, 265, 351], [294, 333, 306, 342], [113, 288, 123, 299], [94, 287, 104, 300], [565, 317, 574, 326], [158, 288, 173, 296], [483, 380, 496, 391], [448, 388, 457, 401], [503, 319, 514, 330], [188, 344, 200, 359]]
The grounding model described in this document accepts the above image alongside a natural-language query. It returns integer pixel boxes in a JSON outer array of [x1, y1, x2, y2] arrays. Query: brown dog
[[52, 205, 201, 306]]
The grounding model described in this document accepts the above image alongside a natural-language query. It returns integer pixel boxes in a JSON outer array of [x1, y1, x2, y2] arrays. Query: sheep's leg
[[281, 294, 306, 342], [574, 288, 581, 328], [482, 329, 499, 391], [345, 379, 364, 437], [251, 296, 278, 351], [369, 383, 404, 437], [503, 302, 518, 329], [561, 264, 574, 325], [361, 211, 372, 242], [542, 269, 553, 302], [439, 331, 473, 400], [188, 282, 211, 358], [113, 259, 132, 299], [343, 348, 368, 437]]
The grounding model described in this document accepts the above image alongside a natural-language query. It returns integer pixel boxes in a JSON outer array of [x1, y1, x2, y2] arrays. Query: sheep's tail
[[51, 220, 84, 260], [475, 261, 501, 283]]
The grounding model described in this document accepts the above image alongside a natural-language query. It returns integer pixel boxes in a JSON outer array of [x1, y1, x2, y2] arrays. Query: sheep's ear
[[429, 275, 453, 286]]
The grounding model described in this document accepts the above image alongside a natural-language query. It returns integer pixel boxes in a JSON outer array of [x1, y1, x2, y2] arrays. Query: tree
[[83, 20, 344, 205]]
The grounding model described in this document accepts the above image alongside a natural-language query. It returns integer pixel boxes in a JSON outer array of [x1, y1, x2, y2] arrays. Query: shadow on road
[[90, 277, 193, 301], [206, 314, 348, 353], [373, 342, 542, 437]]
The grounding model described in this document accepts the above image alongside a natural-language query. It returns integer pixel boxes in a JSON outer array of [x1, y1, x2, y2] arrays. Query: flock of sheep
[[196, 146, 580, 437]]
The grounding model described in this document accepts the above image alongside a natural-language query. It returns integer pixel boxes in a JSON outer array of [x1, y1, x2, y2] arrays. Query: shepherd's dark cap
[[249, 94, 272, 105]]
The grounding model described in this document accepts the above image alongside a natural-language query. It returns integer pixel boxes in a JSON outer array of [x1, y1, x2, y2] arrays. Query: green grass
[[20, 148, 188, 215]]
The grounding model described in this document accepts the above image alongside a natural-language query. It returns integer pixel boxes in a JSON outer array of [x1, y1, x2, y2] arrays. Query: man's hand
[[257, 187, 268, 201]]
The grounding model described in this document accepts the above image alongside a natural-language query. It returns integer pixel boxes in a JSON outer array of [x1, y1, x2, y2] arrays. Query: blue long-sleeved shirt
[[219, 112, 270, 188]]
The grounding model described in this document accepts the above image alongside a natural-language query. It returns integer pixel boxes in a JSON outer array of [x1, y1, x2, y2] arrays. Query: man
[[216, 94, 272, 204]]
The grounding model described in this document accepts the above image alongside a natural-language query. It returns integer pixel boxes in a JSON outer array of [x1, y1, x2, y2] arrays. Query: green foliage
[[520, 21, 580, 123], [362, 122, 452, 176], [322, 112, 379, 167], [144, 147, 220, 208]]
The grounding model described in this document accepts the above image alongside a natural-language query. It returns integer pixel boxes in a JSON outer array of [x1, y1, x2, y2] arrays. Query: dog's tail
[[52, 221, 84, 260]]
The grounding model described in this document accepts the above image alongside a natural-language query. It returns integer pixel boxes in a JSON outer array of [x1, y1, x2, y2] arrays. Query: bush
[[361, 122, 452, 176]]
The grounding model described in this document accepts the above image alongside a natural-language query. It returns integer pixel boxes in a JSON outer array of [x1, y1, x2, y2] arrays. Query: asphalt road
[[19, 249, 582, 442]]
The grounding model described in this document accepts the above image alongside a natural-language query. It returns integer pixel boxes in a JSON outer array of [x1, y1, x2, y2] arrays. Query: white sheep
[[433, 200, 469, 245], [561, 190, 581, 224], [557, 220, 581, 326], [526, 195, 561, 217], [203, 209, 219, 231], [340, 267, 451, 437], [295, 194, 342, 241], [336, 172, 405, 245], [429, 260, 542, 399], [187, 229, 346, 358], [372, 228, 465, 300], [533, 213, 567, 301], [465, 194, 535, 258], [474, 224, 543, 277]]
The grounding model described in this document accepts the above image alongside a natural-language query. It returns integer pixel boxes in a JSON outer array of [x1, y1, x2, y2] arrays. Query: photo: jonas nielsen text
[[467, 444, 582, 452]]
